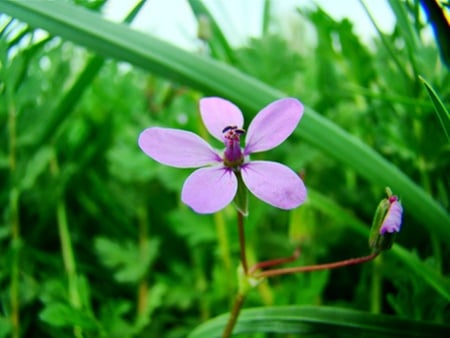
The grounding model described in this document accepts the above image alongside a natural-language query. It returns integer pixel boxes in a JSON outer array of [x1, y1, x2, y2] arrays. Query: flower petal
[[244, 98, 303, 154], [200, 97, 244, 142], [182, 167, 237, 213], [241, 161, 306, 209], [138, 127, 221, 168], [380, 200, 403, 234]]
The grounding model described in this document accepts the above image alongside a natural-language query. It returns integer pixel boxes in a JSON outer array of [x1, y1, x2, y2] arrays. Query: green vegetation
[[1, 0, 449, 337]]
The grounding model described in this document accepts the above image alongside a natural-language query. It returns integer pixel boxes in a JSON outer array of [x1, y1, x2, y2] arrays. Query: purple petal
[[380, 200, 403, 234], [182, 166, 237, 213], [138, 127, 221, 168], [244, 98, 303, 155], [241, 161, 306, 209], [200, 97, 244, 142]]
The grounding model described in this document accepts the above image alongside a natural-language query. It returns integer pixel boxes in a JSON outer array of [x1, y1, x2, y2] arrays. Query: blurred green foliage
[[1, 0, 449, 337]]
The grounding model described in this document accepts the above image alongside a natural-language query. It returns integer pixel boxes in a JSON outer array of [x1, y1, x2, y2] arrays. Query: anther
[[222, 126, 235, 133]]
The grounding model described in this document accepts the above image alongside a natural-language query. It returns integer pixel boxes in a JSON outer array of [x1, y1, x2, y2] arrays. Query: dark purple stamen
[[222, 126, 234, 133], [222, 125, 245, 167]]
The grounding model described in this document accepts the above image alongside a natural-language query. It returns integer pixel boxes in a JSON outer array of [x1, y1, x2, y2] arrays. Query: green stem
[[370, 255, 382, 314], [8, 84, 20, 338], [53, 158, 82, 338], [214, 211, 232, 273], [221, 293, 246, 338], [257, 252, 379, 278], [56, 200, 83, 338], [136, 204, 149, 317], [221, 210, 250, 337], [237, 211, 248, 275], [9, 188, 20, 338], [215, 211, 234, 300]]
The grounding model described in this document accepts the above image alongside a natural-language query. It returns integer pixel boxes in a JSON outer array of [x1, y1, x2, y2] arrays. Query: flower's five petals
[[182, 167, 238, 213], [380, 200, 403, 234], [138, 127, 221, 168], [245, 98, 303, 155], [200, 97, 244, 142], [241, 160, 306, 209]]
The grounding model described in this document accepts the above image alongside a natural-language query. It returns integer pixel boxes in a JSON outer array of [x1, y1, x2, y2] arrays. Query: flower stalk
[[248, 247, 300, 275], [221, 292, 246, 338], [255, 252, 379, 278], [237, 211, 248, 275]]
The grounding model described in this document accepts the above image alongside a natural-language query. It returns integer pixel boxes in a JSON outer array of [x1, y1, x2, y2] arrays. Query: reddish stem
[[256, 252, 379, 278], [248, 247, 300, 275]]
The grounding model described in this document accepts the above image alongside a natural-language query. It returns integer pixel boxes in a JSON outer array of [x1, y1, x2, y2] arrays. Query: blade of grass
[[419, 0, 450, 68], [262, 0, 271, 36], [387, 0, 420, 82], [35, 0, 147, 148], [419, 75, 450, 141], [0, 1, 448, 242], [188, 0, 236, 62], [188, 305, 450, 338], [359, 0, 412, 83]]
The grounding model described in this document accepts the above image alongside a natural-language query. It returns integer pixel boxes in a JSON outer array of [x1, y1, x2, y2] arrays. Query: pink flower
[[380, 196, 403, 234], [138, 97, 307, 214]]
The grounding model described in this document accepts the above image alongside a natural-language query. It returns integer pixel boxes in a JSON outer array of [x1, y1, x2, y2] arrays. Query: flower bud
[[369, 188, 403, 252]]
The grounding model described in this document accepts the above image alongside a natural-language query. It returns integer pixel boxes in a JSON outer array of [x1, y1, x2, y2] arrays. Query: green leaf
[[134, 283, 168, 332], [19, 146, 54, 191], [39, 303, 98, 329], [95, 237, 160, 283], [0, 316, 12, 338], [419, 75, 450, 141], [188, 305, 450, 337], [0, 0, 448, 243]]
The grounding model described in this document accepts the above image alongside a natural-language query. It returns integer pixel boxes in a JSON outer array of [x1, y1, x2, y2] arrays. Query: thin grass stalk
[[359, 0, 412, 83], [52, 157, 83, 338], [137, 204, 149, 317], [7, 80, 20, 338]]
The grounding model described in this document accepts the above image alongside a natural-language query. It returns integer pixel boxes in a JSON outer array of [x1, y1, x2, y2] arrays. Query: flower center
[[222, 125, 245, 168]]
